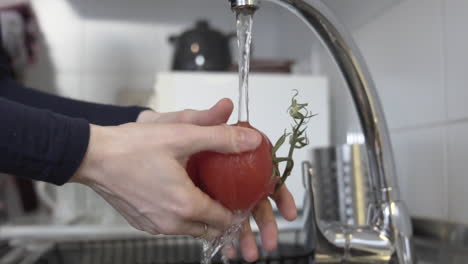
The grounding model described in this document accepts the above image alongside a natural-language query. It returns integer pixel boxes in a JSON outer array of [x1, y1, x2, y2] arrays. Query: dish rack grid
[[34, 229, 314, 264]]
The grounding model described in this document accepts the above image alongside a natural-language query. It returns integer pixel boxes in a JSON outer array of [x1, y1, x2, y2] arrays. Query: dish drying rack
[[32, 229, 313, 264]]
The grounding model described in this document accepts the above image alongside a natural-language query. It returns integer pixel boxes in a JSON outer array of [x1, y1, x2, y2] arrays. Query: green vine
[[272, 90, 315, 191]]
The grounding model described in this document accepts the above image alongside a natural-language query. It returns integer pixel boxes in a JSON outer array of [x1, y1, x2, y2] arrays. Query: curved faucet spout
[[229, 0, 414, 263], [265, 0, 399, 202]]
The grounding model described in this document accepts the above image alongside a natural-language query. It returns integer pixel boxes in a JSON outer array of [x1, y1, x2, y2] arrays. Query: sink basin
[[34, 230, 313, 264], [27, 235, 468, 264], [36, 240, 312, 264], [3, 218, 468, 264]]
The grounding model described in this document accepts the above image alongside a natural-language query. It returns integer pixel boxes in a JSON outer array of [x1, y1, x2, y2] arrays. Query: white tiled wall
[[447, 122, 468, 222], [445, 0, 468, 121], [392, 127, 447, 220], [320, 0, 468, 223], [353, 0, 445, 130], [25, 0, 283, 104]]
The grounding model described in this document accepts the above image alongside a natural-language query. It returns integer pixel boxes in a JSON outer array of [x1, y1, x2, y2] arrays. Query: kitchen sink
[[35, 241, 312, 264], [33, 230, 313, 264], [2, 219, 468, 264], [10, 236, 467, 264]]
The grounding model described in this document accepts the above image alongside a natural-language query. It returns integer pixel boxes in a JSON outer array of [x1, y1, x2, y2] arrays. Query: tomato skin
[[188, 122, 275, 211], [186, 154, 200, 187]]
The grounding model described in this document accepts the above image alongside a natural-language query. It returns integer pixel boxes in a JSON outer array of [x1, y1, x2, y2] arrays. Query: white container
[[149, 72, 330, 209]]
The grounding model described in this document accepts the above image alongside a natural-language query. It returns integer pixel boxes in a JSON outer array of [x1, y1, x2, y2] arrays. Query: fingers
[[239, 219, 259, 262], [186, 187, 234, 231], [271, 185, 297, 221], [222, 243, 237, 259], [183, 98, 233, 126], [174, 124, 262, 156], [252, 199, 278, 252], [177, 222, 220, 241], [237, 190, 295, 261], [156, 98, 234, 126]]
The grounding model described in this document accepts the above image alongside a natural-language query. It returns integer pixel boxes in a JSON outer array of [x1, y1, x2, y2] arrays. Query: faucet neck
[[249, 0, 414, 263]]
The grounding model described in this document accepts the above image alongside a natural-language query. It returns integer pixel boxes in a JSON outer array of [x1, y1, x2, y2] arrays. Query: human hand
[[71, 110, 262, 239], [136, 99, 298, 261], [135, 100, 233, 126], [226, 186, 297, 262]]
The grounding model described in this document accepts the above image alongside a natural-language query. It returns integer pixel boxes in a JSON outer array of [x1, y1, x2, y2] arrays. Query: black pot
[[169, 20, 234, 71]]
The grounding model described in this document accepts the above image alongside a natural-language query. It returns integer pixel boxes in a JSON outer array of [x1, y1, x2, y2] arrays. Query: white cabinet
[[149, 72, 330, 209]]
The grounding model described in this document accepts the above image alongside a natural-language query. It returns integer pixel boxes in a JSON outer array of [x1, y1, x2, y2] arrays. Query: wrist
[[70, 124, 113, 185]]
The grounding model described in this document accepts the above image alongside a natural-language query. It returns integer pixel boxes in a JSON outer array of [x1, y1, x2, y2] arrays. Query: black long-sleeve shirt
[[0, 43, 148, 185]]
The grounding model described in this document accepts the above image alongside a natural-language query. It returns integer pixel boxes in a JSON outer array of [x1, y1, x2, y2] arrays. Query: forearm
[[0, 78, 150, 125], [0, 97, 90, 185]]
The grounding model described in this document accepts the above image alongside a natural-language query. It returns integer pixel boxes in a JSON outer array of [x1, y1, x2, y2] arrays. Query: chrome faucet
[[229, 0, 414, 263]]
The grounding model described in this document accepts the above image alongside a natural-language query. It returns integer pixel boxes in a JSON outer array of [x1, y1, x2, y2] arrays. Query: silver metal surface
[[0, 247, 27, 264], [0, 225, 151, 242], [2, 219, 466, 264], [412, 218, 468, 264], [242, 0, 414, 262], [229, 0, 259, 10], [412, 218, 468, 248], [305, 144, 371, 226], [9, 229, 311, 264]]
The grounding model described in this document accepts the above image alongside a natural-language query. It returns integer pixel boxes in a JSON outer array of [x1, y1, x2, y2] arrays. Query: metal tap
[[229, 0, 414, 263], [229, 0, 259, 9]]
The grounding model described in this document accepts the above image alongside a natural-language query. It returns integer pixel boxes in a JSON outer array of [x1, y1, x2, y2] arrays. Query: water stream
[[199, 8, 255, 264], [236, 9, 254, 123]]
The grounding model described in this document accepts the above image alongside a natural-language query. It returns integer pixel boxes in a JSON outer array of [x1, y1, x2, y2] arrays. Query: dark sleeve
[[0, 79, 149, 126], [0, 36, 149, 125], [0, 97, 90, 185]]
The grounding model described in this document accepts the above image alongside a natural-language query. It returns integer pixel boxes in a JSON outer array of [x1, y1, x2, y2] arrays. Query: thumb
[[179, 98, 234, 126], [175, 124, 262, 156]]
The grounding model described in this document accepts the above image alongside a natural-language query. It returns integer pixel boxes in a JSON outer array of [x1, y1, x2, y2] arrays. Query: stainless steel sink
[[5, 237, 466, 264], [412, 218, 468, 264], [2, 219, 467, 264], [16, 229, 314, 264], [31, 237, 468, 264], [414, 238, 468, 264]]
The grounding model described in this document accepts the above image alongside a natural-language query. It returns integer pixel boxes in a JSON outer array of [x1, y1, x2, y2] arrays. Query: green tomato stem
[[272, 90, 314, 191]]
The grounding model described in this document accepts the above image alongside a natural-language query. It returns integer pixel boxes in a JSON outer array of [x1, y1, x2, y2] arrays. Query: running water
[[236, 9, 254, 123], [200, 213, 248, 264], [199, 8, 255, 264]]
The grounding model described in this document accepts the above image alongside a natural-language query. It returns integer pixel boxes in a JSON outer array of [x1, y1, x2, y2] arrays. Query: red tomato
[[187, 122, 276, 211], [186, 154, 200, 187]]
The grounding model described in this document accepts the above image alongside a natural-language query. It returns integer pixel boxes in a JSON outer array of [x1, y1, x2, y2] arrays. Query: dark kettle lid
[[169, 20, 226, 42], [169, 20, 233, 71], [195, 20, 210, 30]]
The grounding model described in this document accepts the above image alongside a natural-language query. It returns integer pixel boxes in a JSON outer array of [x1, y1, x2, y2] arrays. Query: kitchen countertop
[[412, 218, 468, 264], [414, 237, 468, 264]]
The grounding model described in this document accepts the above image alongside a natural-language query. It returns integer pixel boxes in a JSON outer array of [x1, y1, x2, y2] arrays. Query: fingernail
[[238, 128, 262, 151]]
